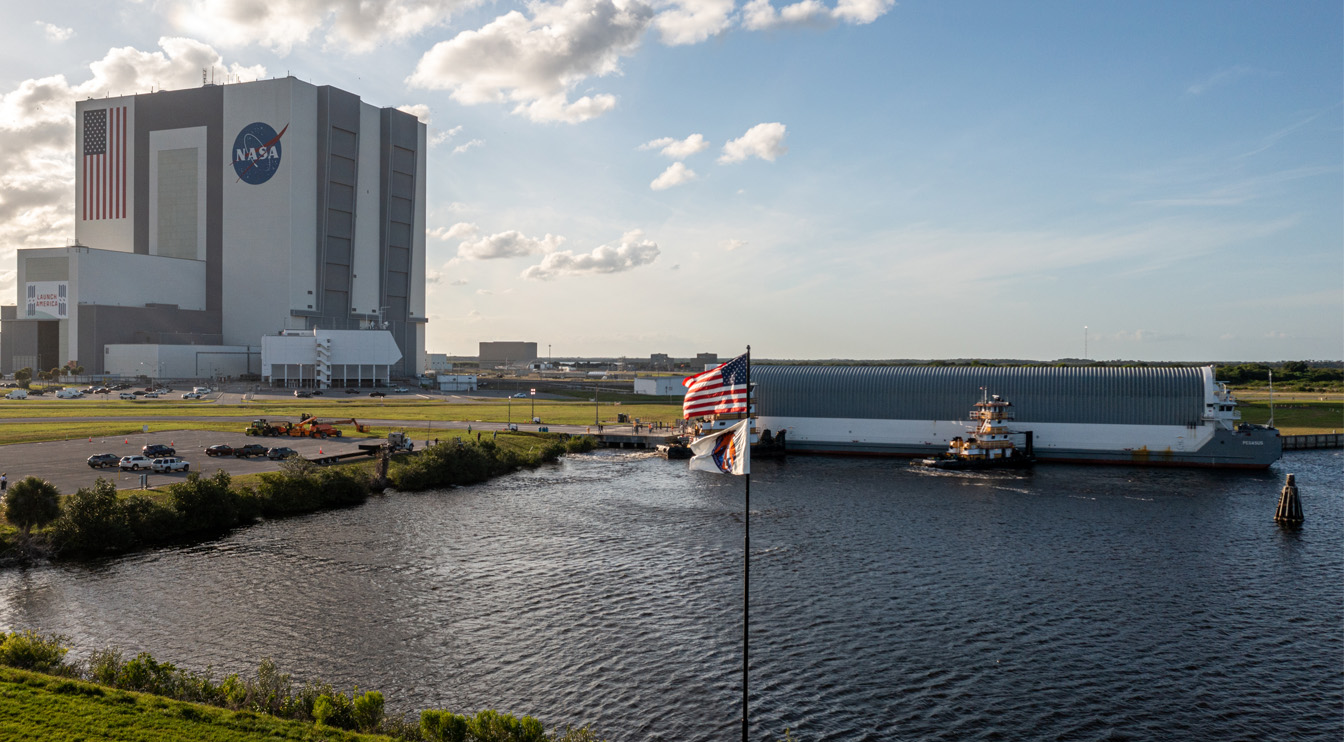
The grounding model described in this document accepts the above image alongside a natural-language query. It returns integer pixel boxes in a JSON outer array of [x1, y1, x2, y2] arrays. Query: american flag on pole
[[83, 106, 127, 221], [682, 352, 750, 419]]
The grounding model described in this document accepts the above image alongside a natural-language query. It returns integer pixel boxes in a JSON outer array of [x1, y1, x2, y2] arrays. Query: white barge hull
[[754, 415, 1282, 469]]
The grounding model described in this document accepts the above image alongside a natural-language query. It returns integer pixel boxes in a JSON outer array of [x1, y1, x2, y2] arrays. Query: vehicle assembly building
[[752, 365, 1282, 469], [1, 76, 427, 383]]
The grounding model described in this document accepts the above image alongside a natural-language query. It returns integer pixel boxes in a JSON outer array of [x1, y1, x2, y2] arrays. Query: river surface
[[2, 450, 1341, 741]]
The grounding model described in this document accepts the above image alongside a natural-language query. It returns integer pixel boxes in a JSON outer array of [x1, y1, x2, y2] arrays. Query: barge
[[752, 365, 1280, 469]]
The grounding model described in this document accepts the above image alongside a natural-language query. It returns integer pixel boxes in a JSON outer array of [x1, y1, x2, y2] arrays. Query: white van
[[56, 388, 82, 399], [193, 386, 212, 395], [4, 389, 28, 400]]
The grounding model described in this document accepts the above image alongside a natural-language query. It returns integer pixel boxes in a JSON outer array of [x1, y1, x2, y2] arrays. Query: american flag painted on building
[[83, 106, 127, 221], [682, 352, 750, 419]]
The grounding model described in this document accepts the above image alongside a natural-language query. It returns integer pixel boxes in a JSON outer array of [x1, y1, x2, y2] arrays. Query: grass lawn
[[1236, 400, 1343, 435], [0, 666, 386, 742]]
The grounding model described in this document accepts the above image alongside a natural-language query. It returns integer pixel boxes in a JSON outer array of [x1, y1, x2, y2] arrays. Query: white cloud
[[397, 103, 432, 123], [406, 0, 652, 123], [453, 138, 485, 154], [640, 133, 709, 159], [450, 278, 469, 286], [650, 162, 696, 190], [718, 122, 788, 163], [162, 0, 468, 55], [37, 22, 73, 42], [476, 289, 494, 295], [654, 0, 736, 44], [455, 227, 566, 259], [0, 38, 264, 299], [722, 238, 746, 250], [522, 230, 660, 279], [741, 0, 892, 29]]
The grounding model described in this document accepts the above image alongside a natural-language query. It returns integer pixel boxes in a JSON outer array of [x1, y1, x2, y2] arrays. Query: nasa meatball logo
[[231, 122, 288, 184]]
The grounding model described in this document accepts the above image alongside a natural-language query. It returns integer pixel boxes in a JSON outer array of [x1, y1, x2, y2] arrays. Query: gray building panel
[[132, 86, 225, 314], [752, 365, 1207, 427], [378, 107, 423, 377], [79, 305, 221, 374], [315, 85, 362, 323]]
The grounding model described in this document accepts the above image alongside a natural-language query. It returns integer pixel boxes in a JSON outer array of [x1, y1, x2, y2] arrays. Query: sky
[[0, 0, 1340, 362]]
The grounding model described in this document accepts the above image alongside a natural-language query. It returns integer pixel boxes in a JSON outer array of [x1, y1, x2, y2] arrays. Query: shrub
[[121, 494, 181, 545], [0, 630, 70, 674], [313, 691, 355, 730], [4, 476, 61, 535], [168, 471, 241, 535], [87, 648, 125, 686], [116, 652, 178, 695], [468, 709, 546, 742], [51, 478, 131, 556], [421, 709, 469, 742], [351, 689, 385, 733]]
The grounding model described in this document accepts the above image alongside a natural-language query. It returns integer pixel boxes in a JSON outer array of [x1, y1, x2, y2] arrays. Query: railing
[[1281, 434, 1342, 451]]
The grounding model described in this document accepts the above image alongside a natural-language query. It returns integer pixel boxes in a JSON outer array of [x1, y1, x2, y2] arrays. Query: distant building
[[634, 376, 690, 396], [479, 341, 538, 364], [426, 353, 452, 371], [696, 353, 719, 368], [437, 374, 477, 392], [1, 75, 427, 377]]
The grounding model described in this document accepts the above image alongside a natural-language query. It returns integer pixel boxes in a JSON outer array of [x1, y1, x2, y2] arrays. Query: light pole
[[530, 387, 536, 422], [1084, 325, 1088, 361]]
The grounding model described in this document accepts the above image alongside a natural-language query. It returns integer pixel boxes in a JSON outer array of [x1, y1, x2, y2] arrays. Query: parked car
[[344, 388, 359, 394], [143, 392, 160, 399], [234, 444, 268, 458], [205, 444, 234, 457], [393, 387, 410, 394], [119, 392, 137, 400], [181, 392, 203, 399], [512, 392, 528, 398], [87, 453, 120, 468], [151, 457, 190, 473], [266, 447, 298, 460], [5, 390, 28, 400], [369, 391, 385, 397], [119, 455, 153, 471], [293, 390, 311, 398], [143, 443, 176, 457]]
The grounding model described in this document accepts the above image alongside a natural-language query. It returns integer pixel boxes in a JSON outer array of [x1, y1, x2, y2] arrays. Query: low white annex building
[[261, 328, 402, 388], [633, 376, 691, 397]]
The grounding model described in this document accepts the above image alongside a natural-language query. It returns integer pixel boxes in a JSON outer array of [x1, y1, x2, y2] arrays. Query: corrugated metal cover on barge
[[753, 365, 1207, 426]]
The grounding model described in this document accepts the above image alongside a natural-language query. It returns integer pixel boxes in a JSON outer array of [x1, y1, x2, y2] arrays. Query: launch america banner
[[26, 282, 68, 319]]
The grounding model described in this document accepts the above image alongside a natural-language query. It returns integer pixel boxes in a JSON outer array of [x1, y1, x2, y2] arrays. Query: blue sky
[[1, 0, 1339, 361]]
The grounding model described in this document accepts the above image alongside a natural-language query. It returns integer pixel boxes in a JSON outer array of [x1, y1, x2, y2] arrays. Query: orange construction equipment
[[289, 417, 370, 438]]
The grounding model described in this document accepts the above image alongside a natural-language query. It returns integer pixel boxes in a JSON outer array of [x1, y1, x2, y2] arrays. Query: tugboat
[[920, 391, 1035, 470]]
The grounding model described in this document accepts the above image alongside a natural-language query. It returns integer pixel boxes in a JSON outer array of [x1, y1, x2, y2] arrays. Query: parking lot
[[0, 429, 379, 495]]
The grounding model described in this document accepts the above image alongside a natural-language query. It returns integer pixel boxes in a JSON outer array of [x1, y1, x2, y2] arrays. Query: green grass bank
[[0, 631, 599, 741]]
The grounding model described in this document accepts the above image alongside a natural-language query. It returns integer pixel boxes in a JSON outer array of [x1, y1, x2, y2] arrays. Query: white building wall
[[103, 344, 255, 379], [74, 96, 136, 253], [351, 102, 381, 318], [221, 78, 318, 346], [261, 329, 402, 382]]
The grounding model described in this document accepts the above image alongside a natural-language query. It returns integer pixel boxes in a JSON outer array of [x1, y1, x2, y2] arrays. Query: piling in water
[[1274, 473, 1303, 527]]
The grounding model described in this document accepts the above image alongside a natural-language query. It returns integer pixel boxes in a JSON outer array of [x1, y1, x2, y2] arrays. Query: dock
[[1282, 433, 1342, 451]]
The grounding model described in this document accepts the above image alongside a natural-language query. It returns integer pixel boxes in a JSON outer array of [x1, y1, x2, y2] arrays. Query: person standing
[[0, 472, 7, 497]]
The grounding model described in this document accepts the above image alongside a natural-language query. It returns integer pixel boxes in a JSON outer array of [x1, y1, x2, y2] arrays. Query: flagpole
[[743, 344, 751, 742]]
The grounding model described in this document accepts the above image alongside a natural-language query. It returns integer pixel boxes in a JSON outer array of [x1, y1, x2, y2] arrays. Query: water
[[2, 450, 1341, 741]]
